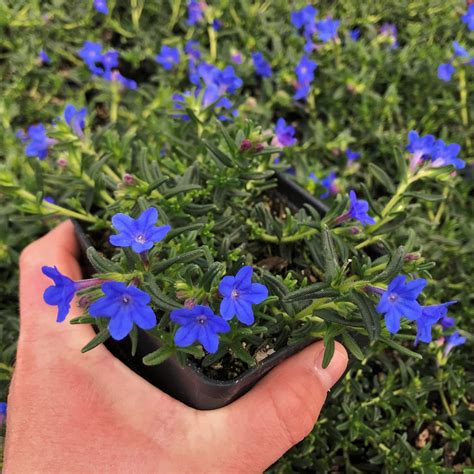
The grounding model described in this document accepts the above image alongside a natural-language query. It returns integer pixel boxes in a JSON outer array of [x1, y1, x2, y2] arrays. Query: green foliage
[[0, 0, 472, 471]]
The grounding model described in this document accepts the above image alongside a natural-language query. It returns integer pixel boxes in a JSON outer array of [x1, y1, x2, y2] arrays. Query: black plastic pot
[[73, 172, 366, 410]]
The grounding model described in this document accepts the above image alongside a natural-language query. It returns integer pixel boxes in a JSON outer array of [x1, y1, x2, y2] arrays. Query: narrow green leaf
[[321, 225, 339, 281], [351, 293, 381, 341], [70, 316, 96, 325], [368, 163, 395, 193], [372, 246, 405, 283], [404, 191, 446, 202], [379, 336, 423, 359], [322, 338, 335, 369], [342, 333, 365, 361], [81, 328, 110, 353], [204, 140, 234, 167], [86, 247, 121, 273], [143, 346, 175, 366], [162, 184, 201, 198], [152, 249, 204, 273]]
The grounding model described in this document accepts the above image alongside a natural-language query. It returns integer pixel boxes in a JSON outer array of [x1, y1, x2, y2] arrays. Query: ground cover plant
[[0, 0, 473, 471]]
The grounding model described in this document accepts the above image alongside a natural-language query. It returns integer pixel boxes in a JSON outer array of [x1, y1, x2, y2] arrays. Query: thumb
[[218, 341, 347, 472]]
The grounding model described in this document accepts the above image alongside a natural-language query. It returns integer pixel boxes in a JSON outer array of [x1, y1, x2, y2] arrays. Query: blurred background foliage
[[0, 0, 473, 471]]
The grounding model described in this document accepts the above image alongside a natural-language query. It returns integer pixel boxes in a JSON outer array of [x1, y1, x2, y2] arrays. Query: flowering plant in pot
[[2, 92, 465, 408]]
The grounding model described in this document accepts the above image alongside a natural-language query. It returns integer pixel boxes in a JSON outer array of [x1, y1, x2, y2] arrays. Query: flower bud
[[239, 139, 252, 152], [122, 173, 135, 185]]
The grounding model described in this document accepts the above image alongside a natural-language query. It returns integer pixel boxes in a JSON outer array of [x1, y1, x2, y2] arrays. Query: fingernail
[[314, 343, 348, 391]]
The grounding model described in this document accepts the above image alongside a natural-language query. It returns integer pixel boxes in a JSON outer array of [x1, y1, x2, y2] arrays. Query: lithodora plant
[[1, 108, 466, 379]]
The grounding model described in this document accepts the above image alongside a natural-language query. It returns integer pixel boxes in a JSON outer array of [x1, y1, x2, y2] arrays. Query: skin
[[5, 221, 348, 473]]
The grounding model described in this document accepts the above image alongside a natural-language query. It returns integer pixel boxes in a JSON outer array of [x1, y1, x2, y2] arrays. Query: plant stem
[[458, 68, 472, 153], [17, 189, 97, 223]]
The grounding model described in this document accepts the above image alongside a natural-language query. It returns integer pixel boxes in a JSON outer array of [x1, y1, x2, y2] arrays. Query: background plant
[[0, 0, 473, 471]]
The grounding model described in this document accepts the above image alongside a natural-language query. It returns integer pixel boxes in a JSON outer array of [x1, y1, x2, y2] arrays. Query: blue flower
[[78, 41, 104, 75], [317, 171, 338, 199], [42, 266, 78, 322], [218, 266, 268, 325], [184, 40, 201, 61], [89, 282, 156, 340], [187, 0, 205, 25], [430, 139, 465, 169], [406, 130, 436, 160], [346, 148, 360, 162], [39, 50, 51, 64], [415, 302, 456, 344], [375, 275, 426, 334], [379, 23, 398, 48], [109, 207, 171, 254], [101, 50, 119, 69], [452, 41, 469, 57], [348, 190, 376, 226], [252, 52, 272, 78], [44, 196, 56, 204], [156, 45, 180, 71], [291, 5, 317, 31], [444, 331, 466, 356], [24, 124, 56, 160], [213, 65, 243, 93], [349, 28, 360, 41], [231, 51, 242, 64], [170, 305, 230, 353], [103, 69, 137, 90], [273, 118, 297, 147], [64, 104, 87, 138], [93, 0, 108, 14], [293, 82, 311, 101], [437, 63, 455, 81], [295, 55, 317, 84], [461, 4, 474, 30], [440, 314, 455, 329], [316, 18, 340, 43], [212, 19, 221, 31], [0, 402, 6, 424]]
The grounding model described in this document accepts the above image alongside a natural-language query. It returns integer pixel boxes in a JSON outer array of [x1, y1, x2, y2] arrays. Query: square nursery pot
[[73, 172, 377, 410]]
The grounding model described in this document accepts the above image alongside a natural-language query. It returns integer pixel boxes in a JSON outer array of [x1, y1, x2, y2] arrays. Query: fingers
[[18, 220, 95, 349], [213, 341, 348, 472]]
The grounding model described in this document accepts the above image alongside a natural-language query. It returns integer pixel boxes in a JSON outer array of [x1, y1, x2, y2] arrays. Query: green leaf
[[201, 262, 225, 291], [129, 325, 138, 357], [177, 345, 205, 358], [144, 275, 183, 311], [342, 333, 365, 361], [372, 246, 405, 283], [321, 225, 339, 281], [81, 328, 110, 353], [204, 140, 234, 167], [69, 316, 96, 325], [404, 191, 446, 202], [166, 223, 204, 240], [321, 338, 335, 369], [315, 309, 364, 328], [146, 176, 169, 194], [142, 346, 175, 366], [379, 336, 423, 360], [368, 163, 395, 193], [372, 212, 407, 235], [162, 184, 201, 198], [232, 344, 256, 366], [351, 293, 381, 341], [86, 247, 121, 273], [283, 283, 338, 303], [216, 120, 238, 156], [152, 249, 205, 273]]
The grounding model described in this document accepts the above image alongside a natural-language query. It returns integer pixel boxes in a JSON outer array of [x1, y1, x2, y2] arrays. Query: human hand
[[5, 220, 348, 473]]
